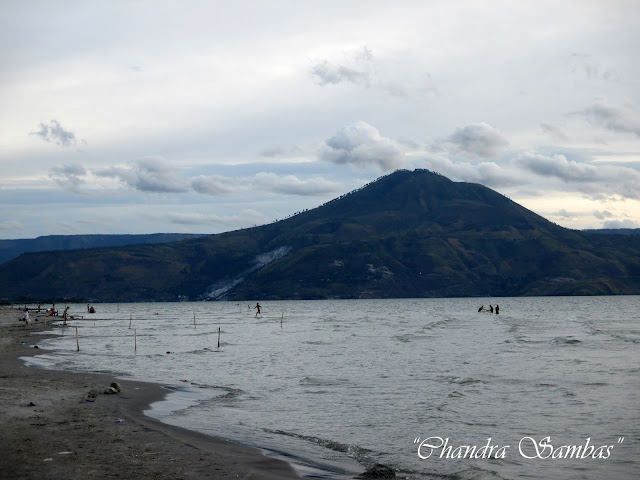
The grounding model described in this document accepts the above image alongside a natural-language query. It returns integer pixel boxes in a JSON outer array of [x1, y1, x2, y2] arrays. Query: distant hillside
[[583, 228, 640, 236], [0, 233, 207, 265], [1, 169, 639, 302]]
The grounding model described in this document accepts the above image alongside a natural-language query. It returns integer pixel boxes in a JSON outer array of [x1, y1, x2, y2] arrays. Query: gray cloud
[[551, 209, 574, 219], [310, 46, 373, 87], [593, 210, 613, 220], [540, 122, 568, 141], [603, 219, 639, 228], [191, 175, 234, 195], [96, 158, 189, 193], [192, 172, 342, 197], [514, 152, 640, 199], [260, 145, 304, 158], [31, 120, 78, 147], [578, 102, 640, 137], [166, 209, 267, 229], [514, 153, 601, 183], [419, 147, 640, 202], [443, 123, 509, 158], [49, 164, 87, 192], [319, 122, 406, 172], [568, 54, 616, 81], [309, 46, 434, 100], [418, 155, 526, 189], [253, 172, 342, 196], [0, 220, 24, 235], [310, 60, 370, 87]]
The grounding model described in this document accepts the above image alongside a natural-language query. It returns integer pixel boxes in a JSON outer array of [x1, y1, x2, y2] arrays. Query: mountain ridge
[[1, 169, 639, 301], [0, 233, 207, 265]]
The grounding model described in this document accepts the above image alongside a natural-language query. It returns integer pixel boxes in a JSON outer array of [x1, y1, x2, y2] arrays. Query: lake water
[[25, 297, 639, 479]]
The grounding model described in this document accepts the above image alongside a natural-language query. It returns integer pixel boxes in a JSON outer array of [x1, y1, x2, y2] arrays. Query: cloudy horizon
[[1, 1, 639, 239]]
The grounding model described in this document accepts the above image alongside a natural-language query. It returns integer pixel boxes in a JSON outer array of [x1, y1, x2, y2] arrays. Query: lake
[[25, 296, 639, 479]]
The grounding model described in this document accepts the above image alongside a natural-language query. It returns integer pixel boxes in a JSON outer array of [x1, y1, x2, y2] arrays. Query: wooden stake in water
[[75, 327, 79, 351], [217, 327, 221, 348], [134, 329, 137, 352], [193, 312, 196, 329], [281, 312, 283, 328], [129, 315, 132, 329]]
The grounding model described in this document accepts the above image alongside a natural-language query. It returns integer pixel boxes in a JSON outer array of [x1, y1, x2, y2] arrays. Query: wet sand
[[0, 306, 302, 479]]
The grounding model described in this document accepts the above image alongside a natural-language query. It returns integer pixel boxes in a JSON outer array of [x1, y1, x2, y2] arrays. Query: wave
[[263, 428, 373, 466], [441, 376, 485, 385], [299, 376, 350, 387], [552, 336, 582, 345]]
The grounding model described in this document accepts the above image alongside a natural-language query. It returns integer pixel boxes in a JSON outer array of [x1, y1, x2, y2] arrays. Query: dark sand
[[0, 306, 303, 479]]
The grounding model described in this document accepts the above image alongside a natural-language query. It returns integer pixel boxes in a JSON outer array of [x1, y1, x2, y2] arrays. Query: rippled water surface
[[28, 297, 639, 479]]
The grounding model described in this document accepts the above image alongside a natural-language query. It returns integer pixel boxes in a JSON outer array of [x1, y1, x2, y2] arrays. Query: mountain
[[0, 233, 207, 265], [1, 169, 639, 302]]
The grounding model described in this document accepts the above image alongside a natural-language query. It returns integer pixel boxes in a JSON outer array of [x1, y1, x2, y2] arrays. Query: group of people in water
[[22, 303, 69, 326], [478, 304, 499, 314], [21, 303, 94, 327]]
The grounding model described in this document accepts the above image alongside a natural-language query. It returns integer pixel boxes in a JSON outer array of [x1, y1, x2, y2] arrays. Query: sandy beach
[[0, 305, 302, 480]]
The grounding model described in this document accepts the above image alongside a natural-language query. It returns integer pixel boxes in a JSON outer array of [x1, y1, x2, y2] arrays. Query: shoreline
[[0, 306, 304, 479]]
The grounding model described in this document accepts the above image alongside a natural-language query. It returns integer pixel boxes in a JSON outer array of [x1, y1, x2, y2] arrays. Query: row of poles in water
[[68, 310, 284, 352]]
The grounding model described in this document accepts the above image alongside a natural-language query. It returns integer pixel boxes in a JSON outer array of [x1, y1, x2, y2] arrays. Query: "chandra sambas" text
[[414, 436, 624, 460]]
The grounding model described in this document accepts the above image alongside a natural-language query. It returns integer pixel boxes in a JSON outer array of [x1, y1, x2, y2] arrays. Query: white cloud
[[319, 122, 406, 172]]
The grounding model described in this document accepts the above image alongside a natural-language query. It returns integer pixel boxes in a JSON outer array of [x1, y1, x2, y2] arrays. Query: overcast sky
[[1, 1, 639, 239]]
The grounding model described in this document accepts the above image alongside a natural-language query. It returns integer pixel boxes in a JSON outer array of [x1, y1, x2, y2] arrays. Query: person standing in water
[[495, 305, 499, 315], [255, 303, 262, 317]]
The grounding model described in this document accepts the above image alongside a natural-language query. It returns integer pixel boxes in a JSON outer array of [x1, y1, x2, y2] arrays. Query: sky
[[1, 0, 639, 239]]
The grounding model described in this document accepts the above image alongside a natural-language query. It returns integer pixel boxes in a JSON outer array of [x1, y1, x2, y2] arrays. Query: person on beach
[[489, 305, 494, 313], [495, 305, 499, 315], [63, 306, 69, 325], [478, 305, 484, 312], [255, 303, 262, 317], [23, 308, 30, 326]]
